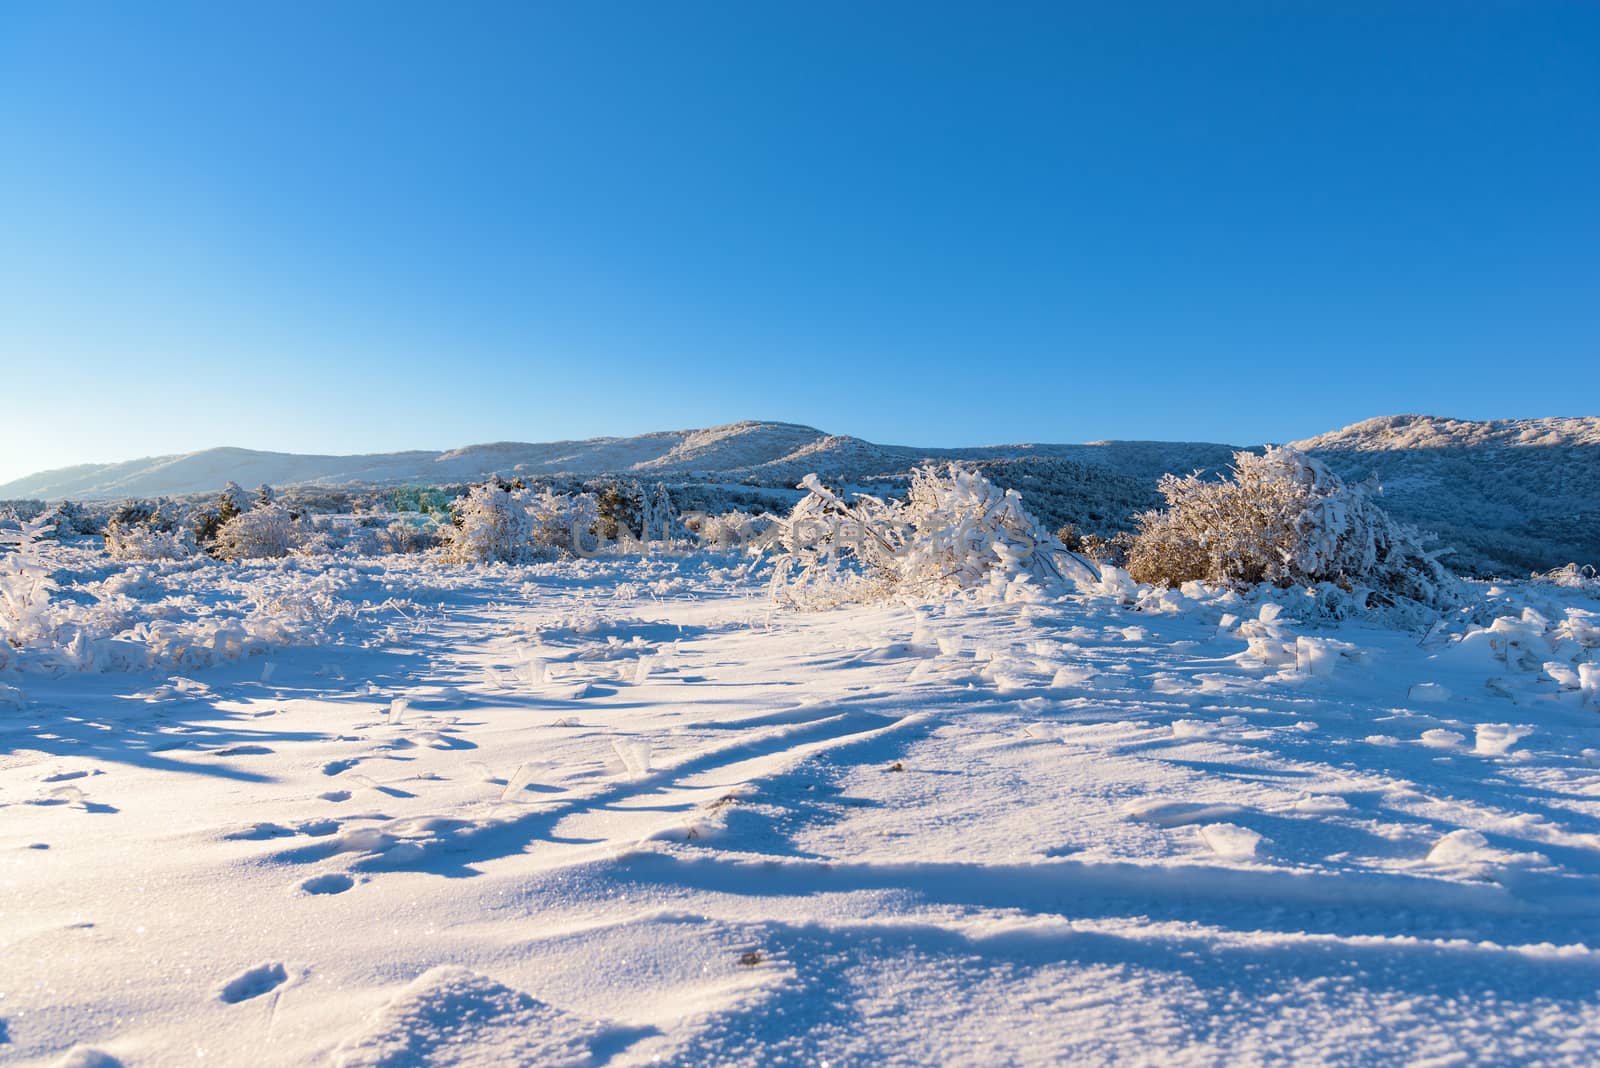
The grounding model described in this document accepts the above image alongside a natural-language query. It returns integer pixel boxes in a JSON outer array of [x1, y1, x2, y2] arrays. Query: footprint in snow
[[321, 790, 353, 803], [323, 759, 362, 776], [218, 961, 288, 1003], [224, 822, 296, 841], [301, 872, 355, 895], [210, 745, 274, 757]]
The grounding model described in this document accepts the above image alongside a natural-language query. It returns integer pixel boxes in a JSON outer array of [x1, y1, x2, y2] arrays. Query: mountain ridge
[[1, 419, 1249, 500], [8, 412, 1595, 503], [5, 414, 1596, 576]]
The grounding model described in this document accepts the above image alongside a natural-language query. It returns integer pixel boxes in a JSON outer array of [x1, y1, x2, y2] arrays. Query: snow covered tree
[[1126, 446, 1459, 611]]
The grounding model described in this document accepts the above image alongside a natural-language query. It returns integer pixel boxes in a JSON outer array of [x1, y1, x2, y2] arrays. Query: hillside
[[0, 422, 830, 500], [3, 414, 1596, 575], [1290, 415, 1600, 577], [0, 421, 1240, 503]]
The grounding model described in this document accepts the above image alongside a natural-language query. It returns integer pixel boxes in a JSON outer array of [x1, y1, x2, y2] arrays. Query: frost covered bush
[[104, 500, 194, 561], [590, 478, 644, 542], [102, 500, 191, 561], [441, 481, 542, 564], [1126, 446, 1459, 613], [377, 518, 440, 555], [1, 514, 64, 665], [769, 465, 1097, 607], [52, 500, 101, 536], [441, 480, 605, 563], [105, 522, 195, 561], [189, 482, 253, 553], [212, 504, 299, 561], [527, 488, 599, 555], [686, 510, 774, 550], [2, 516, 385, 674], [290, 528, 339, 558], [639, 482, 677, 543], [1532, 563, 1600, 591]]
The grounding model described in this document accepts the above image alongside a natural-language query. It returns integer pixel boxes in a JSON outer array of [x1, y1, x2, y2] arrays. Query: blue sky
[[2, 2, 1597, 484]]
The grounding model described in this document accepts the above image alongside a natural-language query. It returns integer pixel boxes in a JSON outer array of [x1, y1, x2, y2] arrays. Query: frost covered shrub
[[1126, 446, 1459, 612], [290, 529, 339, 558], [212, 504, 299, 561], [640, 482, 677, 543], [2, 520, 373, 674], [1, 514, 64, 663], [1532, 563, 1600, 591], [590, 477, 644, 542], [527, 488, 599, 555], [103, 499, 194, 561], [378, 518, 440, 555], [51, 500, 101, 536], [770, 465, 1098, 607], [441, 481, 541, 564], [189, 482, 253, 553], [1057, 525, 1128, 566], [584, 478, 679, 547], [106, 522, 195, 561], [686, 510, 773, 551], [441, 480, 606, 563]]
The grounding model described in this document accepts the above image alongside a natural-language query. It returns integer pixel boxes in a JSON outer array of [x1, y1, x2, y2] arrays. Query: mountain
[[3, 414, 1596, 575], [1288, 415, 1600, 578], [0, 421, 1239, 501]]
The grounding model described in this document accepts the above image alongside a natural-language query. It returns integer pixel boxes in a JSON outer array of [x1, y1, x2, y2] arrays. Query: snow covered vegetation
[[440, 481, 612, 563], [5, 458, 1600, 1064], [0, 513, 62, 666], [438, 480, 543, 564], [1127, 446, 1459, 618], [770, 465, 1098, 607], [5, 414, 1595, 579], [211, 503, 299, 561]]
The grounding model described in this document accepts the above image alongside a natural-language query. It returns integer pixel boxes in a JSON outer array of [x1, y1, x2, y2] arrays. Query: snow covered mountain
[[1284, 415, 1600, 578], [0, 420, 1240, 500], [4, 414, 1596, 575]]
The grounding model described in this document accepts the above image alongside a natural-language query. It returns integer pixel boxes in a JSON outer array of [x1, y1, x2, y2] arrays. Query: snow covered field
[[6, 549, 1600, 1065]]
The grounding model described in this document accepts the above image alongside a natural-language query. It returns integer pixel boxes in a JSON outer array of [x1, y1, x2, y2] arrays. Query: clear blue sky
[[2, 2, 1597, 483]]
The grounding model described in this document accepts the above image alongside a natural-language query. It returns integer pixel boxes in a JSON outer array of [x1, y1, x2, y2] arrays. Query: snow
[[7, 413, 1597, 578], [4, 544, 1600, 1064]]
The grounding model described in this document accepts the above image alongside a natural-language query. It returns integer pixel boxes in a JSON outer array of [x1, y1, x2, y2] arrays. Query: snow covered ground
[[5, 551, 1600, 1065]]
